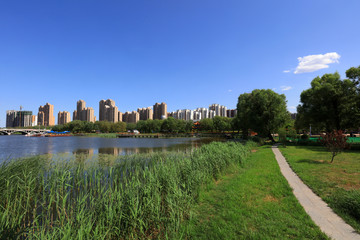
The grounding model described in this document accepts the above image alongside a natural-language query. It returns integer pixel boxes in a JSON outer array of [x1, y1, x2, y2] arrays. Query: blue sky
[[1, 0, 359, 126]]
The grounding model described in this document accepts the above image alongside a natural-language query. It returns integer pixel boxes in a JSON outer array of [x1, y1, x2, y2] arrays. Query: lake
[[0, 135, 219, 161]]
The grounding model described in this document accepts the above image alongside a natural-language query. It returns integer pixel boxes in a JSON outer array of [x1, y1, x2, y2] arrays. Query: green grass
[[0, 141, 255, 239], [280, 146, 360, 232], [183, 146, 328, 239]]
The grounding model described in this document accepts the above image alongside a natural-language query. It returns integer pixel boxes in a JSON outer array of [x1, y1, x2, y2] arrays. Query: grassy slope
[[184, 146, 328, 239], [280, 146, 360, 232]]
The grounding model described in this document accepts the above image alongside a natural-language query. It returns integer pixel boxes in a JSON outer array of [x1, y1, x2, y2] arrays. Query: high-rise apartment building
[[73, 100, 95, 122], [6, 110, 33, 127], [118, 111, 123, 122], [99, 99, 119, 122], [38, 103, 55, 126], [58, 111, 71, 125], [123, 111, 139, 123], [31, 115, 38, 126], [226, 109, 237, 118], [153, 102, 167, 120], [84, 107, 96, 122], [137, 107, 153, 121], [209, 104, 227, 117]]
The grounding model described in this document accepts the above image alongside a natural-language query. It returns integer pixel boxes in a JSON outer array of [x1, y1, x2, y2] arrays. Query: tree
[[295, 72, 358, 132], [213, 116, 231, 132], [236, 93, 251, 138], [236, 89, 289, 142], [199, 118, 214, 132], [161, 117, 178, 133], [111, 121, 126, 132], [346, 66, 360, 87], [319, 130, 349, 163]]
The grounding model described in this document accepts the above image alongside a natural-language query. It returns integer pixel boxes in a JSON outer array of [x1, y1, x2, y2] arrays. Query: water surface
[[0, 135, 217, 161]]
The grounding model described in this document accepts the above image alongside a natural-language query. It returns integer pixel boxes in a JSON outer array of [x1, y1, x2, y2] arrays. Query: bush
[[301, 134, 309, 140], [330, 189, 360, 221], [250, 136, 265, 145]]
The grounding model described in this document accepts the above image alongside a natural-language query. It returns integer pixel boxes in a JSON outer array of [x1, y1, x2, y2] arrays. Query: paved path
[[272, 145, 360, 240]]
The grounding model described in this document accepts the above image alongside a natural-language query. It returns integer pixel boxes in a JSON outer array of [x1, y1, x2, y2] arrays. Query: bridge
[[0, 128, 51, 135]]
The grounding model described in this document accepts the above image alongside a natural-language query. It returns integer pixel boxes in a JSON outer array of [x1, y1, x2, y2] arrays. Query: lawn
[[280, 146, 360, 232], [183, 145, 328, 239]]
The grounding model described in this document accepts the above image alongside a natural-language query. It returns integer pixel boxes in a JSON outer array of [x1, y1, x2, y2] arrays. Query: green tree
[[111, 121, 126, 132], [185, 120, 194, 132], [236, 89, 289, 142], [199, 118, 214, 132], [213, 116, 231, 132], [126, 123, 136, 131], [236, 93, 251, 138], [161, 117, 178, 133], [346, 66, 360, 86], [295, 72, 358, 131]]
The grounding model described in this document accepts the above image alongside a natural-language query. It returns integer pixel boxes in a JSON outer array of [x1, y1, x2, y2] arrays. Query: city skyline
[[4, 100, 237, 127], [1, 1, 359, 127]]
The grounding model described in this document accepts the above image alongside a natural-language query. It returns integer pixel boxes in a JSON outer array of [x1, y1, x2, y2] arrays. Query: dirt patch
[[263, 195, 279, 202], [251, 149, 257, 153]]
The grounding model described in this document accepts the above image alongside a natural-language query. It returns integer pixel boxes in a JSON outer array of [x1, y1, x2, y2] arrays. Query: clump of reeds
[[0, 141, 255, 239]]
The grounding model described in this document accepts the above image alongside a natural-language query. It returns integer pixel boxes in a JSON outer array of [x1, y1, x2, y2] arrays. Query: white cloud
[[228, 89, 232, 92], [283, 70, 290, 73], [281, 86, 292, 91], [289, 106, 296, 110], [294, 52, 340, 74]]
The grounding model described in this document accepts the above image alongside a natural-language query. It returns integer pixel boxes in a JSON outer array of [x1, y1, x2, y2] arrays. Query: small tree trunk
[[331, 154, 335, 163]]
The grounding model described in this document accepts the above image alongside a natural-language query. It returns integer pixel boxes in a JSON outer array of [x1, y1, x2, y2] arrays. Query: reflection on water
[[0, 135, 223, 162]]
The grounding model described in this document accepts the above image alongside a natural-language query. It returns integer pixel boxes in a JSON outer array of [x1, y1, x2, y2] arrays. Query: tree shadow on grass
[[297, 159, 329, 164], [292, 145, 329, 153]]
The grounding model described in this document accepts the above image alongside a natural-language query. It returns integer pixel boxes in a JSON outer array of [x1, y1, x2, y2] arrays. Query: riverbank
[[0, 141, 255, 239], [77, 132, 236, 139]]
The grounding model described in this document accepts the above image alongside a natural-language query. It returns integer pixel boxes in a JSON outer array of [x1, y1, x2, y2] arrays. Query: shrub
[[250, 136, 265, 145], [301, 134, 309, 140], [330, 189, 360, 221], [318, 130, 349, 163]]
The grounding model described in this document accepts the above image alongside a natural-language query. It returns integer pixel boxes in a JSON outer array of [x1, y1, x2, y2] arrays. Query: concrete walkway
[[272, 145, 360, 240]]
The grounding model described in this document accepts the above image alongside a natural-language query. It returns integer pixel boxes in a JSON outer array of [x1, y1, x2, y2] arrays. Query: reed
[[0, 141, 255, 239]]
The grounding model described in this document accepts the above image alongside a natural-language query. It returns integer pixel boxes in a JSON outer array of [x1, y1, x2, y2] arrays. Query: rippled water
[[0, 135, 219, 161]]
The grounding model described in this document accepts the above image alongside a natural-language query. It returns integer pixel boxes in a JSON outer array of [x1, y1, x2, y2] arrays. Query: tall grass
[[0, 141, 255, 239]]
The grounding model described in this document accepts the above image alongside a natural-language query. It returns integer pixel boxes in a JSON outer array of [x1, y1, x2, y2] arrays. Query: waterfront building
[[137, 107, 153, 121], [209, 110, 216, 119], [153, 102, 167, 120], [38, 103, 55, 126], [84, 107, 96, 122], [209, 104, 227, 117], [73, 100, 95, 122], [99, 99, 119, 123], [169, 109, 193, 121], [31, 115, 38, 126], [195, 107, 209, 119], [226, 109, 238, 118], [6, 110, 33, 127], [193, 111, 201, 121], [58, 111, 71, 125], [123, 111, 139, 123], [118, 111, 123, 122]]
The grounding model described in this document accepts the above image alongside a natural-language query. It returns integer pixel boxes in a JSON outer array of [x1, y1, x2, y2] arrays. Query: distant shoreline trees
[[52, 117, 237, 134]]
